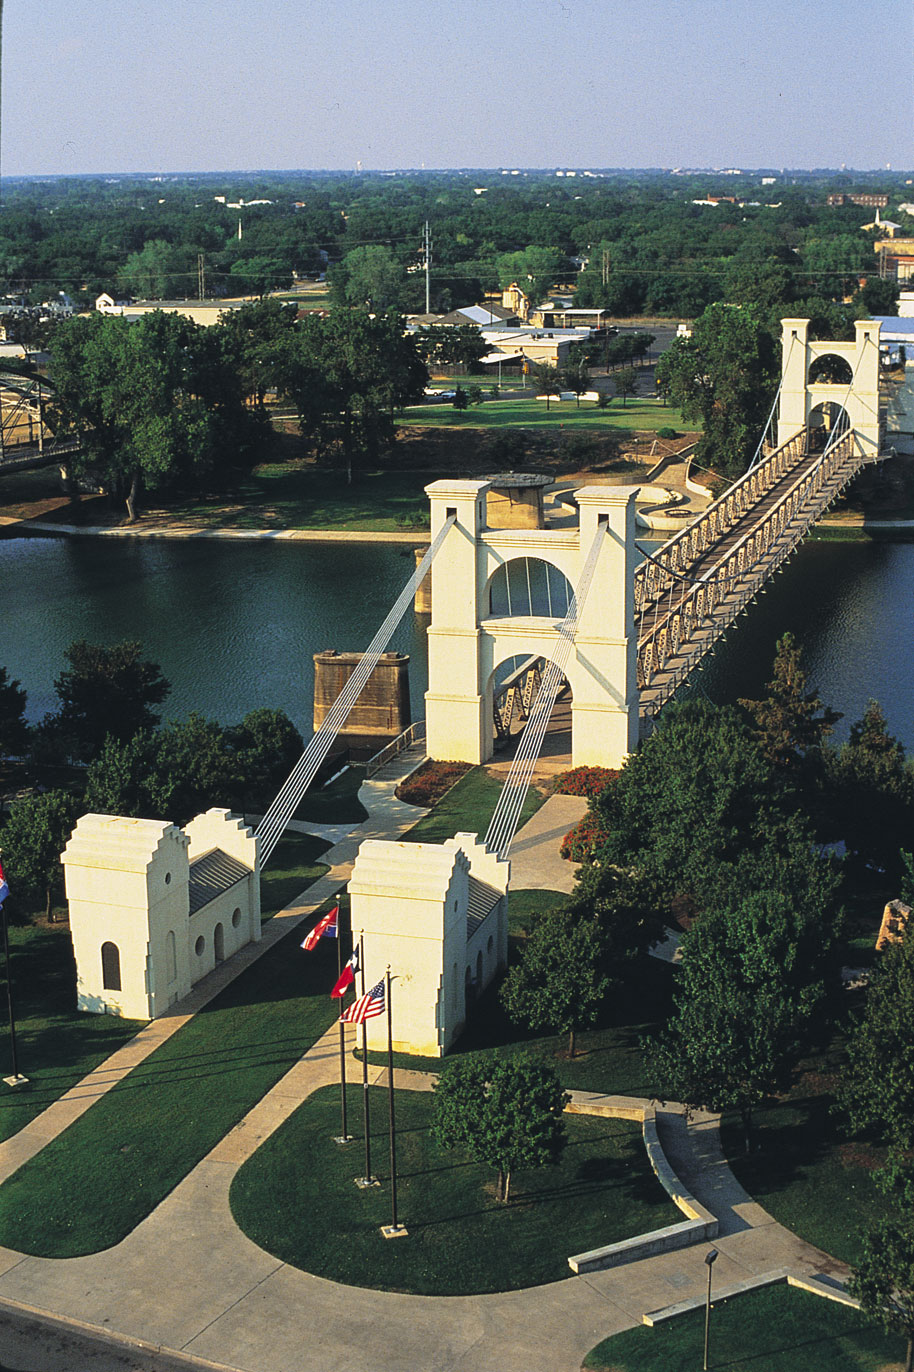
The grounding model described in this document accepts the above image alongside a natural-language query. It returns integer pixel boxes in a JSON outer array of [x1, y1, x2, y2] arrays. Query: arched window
[[101, 941, 121, 992], [809, 354, 853, 386], [488, 557, 573, 619]]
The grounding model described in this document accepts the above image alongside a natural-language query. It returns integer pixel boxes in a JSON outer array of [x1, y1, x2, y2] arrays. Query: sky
[[4, 0, 913, 178]]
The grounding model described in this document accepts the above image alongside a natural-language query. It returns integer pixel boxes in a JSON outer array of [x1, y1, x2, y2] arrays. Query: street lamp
[[703, 1248, 719, 1370]]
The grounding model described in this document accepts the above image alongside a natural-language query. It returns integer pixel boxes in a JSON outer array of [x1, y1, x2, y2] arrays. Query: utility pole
[[197, 253, 205, 300], [423, 221, 432, 315], [602, 248, 610, 288]]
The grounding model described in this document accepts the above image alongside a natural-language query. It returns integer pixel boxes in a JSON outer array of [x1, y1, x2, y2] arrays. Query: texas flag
[[300, 906, 339, 952], [331, 948, 359, 999], [0, 860, 8, 907]]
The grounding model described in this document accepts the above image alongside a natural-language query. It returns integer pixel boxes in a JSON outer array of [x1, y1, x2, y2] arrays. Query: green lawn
[[363, 949, 674, 1100], [0, 834, 337, 1257], [507, 887, 570, 940], [230, 1083, 679, 1294], [401, 766, 545, 845], [0, 923, 144, 1145], [720, 1049, 896, 1268], [401, 394, 687, 433], [294, 764, 368, 824], [583, 1283, 903, 1371], [165, 466, 434, 532]]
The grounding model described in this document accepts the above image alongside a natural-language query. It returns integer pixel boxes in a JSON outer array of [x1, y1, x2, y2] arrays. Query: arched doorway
[[489, 652, 572, 759], [809, 401, 851, 450]]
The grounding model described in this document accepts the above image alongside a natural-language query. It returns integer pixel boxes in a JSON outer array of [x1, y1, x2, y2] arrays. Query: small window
[[487, 935, 494, 955], [195, 935, 205, 957], [164, 872, 171, 885], [101, 941, 121, 992], [232, 907, 242, 929]]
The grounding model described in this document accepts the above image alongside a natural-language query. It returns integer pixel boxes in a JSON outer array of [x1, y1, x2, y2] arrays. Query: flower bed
[[560, 810, 612, 863], [551, 766, 618, 799], [396, 759, 473, 807]]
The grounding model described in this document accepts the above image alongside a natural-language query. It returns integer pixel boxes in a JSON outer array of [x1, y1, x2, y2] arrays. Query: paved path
[[0, 768, 849, 1372], [507, 794, 587, 894]]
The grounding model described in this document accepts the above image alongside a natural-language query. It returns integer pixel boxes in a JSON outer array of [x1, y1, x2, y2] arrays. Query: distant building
[[828, 193, 889, 208], [96, 295, 248, 326]]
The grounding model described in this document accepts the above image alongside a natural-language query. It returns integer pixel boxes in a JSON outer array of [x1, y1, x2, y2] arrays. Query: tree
[[501, 909, 608, 1056], [834, 702, 914, 876], [589, 699, 797, 909], [646, 892, 828, 1151], [530, 361, 562, 411], [613, 366, 639, 407], [50, 312, 264, 519], [0, 789, 77, 920], [838, 924, 914, 1156], [495, 246, 564, 310], [655, 302, 778, 479], [431, 1056, 568, 1203], [452, 386, 468, 410], [53, 640, 170, 760], [83, 731, 161, 818], [849, 1218, 914, 1372], [216, 297, 298, 408], [227, 708, 304, 811], [740, 632, 840, 771], [329, 245, 405, 312], [117, 238, 188, 300], [559, 360, 590, 407], [570, 865, 667, 966], [147, 714, 239, 825], [853, 276, 900, 317], [0, 668, 27, 762], [279, 309, 427, 483]]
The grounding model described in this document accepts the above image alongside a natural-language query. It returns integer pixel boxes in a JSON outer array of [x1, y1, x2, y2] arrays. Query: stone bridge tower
[[423, 478, 641, 769], [777, 317, 882, 460]]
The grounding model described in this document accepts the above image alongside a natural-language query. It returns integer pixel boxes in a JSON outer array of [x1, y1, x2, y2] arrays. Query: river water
[[2, 532, 912, 749]]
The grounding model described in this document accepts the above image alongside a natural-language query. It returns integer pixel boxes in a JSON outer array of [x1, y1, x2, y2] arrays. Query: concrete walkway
[[0, 769, 849, 1371], [507, 794, 587, 894]]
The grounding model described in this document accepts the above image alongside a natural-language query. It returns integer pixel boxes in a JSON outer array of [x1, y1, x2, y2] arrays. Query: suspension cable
[[256, 514, 456, 867], [484, 519, 607, 861]]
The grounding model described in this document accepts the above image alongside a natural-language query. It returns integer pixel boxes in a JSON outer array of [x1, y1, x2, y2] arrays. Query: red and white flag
[[331, 948, 359, 998], [340, 979, 385, 1024], [301, 906, 339, 952]]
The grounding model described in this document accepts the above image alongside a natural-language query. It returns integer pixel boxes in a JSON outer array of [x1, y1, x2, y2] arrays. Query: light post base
[[3, 1074, 28, 1088], [333, 1134, 355, 1145], [354, 1175, 381, 1189], [380, 1223, 409, 1239]]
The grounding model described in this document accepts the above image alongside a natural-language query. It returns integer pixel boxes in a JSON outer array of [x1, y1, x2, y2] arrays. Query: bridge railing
[[634, 430, 809, 618], [637, 433, 858, 710], [364, 720, 427, 778]]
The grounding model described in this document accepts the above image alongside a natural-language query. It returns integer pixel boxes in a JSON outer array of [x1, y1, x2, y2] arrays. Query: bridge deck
[[637, 431, 866, 721]]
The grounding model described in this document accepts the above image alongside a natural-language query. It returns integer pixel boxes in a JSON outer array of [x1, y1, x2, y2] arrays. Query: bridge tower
[[424, 478, 641, 769], [777, 317, 882, 460]]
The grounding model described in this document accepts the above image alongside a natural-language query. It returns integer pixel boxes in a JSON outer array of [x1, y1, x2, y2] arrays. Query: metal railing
[[364, 721, 427, 778]]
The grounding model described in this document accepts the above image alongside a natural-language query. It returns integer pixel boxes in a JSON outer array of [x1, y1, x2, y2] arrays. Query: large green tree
[[0, 668, 27, 762], [646, 889, 831, 1150], [53, 640, 170, 761], [0, 789, 77, 920], [431, 1056, 568, 1203], [329, 245, 405, 312], [501, 910, 608, 1056], [849, 1219, 914, 1372], [655, 302, 778, 478], [833, 701, 914, 877], [50, 312, 264, 519]]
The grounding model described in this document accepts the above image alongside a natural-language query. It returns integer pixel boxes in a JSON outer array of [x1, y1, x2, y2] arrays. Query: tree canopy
[[53, 640, 171, 760]]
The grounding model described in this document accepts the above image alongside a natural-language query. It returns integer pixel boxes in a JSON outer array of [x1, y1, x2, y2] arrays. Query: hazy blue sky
[[5, 0, 913, 176]]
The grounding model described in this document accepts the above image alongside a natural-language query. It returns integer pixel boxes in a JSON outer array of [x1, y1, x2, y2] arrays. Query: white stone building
[[62, 809, 260, 1021]]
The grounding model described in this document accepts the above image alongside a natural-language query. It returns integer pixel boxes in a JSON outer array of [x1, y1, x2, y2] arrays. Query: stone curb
[[565, 1095, 717, 1273], [642, 1268, 860, 1326]]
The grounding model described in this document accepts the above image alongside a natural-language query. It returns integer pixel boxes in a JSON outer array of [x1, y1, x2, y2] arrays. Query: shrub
[[656, 426, 679, 440], [552, 766, 618, 798], [560, 809, 612, 862]]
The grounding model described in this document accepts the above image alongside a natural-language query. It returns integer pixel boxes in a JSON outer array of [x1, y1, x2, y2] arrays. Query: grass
[[363, 950, 675, 1100], [506, 887, 570, 940], [582, 1283, 904, 1371], [229, 1083, 679, 1294], [0, 836, 337, 1256], [0, 923, 145, 1145], [294, 764, 368, 824], [163, 465, 434, 532], [400, 394, 687, 433], [400, 766, 546, 845], [258, 831, 332, 918], [720, 1043, 897, 1268]]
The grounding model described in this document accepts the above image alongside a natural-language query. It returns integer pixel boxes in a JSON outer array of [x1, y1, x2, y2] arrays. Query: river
[[1, 532, 912, 749]]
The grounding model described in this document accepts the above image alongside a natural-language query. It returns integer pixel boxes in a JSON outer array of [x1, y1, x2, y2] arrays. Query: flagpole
[[336, 925, 349, 1143], [358, 932, 375, 1186], [386, 966, 400, 1231], [0, 865, 25, 1087]]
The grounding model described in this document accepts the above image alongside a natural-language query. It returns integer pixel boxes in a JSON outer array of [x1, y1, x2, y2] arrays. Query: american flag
[[339, 979, 385, 1024]]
